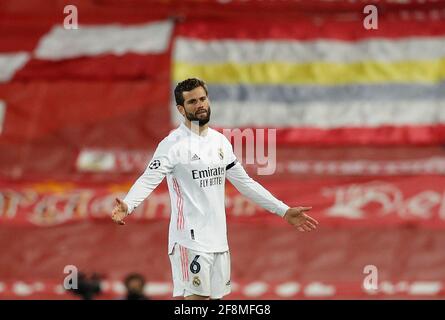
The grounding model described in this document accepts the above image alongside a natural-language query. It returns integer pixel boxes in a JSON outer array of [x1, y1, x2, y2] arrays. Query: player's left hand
[[283, 207, 318, 232]]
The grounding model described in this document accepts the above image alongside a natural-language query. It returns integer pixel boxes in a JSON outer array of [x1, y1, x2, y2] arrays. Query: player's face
[[180, 86, 211, 126]]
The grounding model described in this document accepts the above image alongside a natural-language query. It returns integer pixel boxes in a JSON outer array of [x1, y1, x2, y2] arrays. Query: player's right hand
[[111, 198, 128, 225]]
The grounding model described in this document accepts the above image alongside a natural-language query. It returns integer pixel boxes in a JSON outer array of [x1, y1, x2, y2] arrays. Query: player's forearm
[[227, 165, 289, 217], [230, 178, 289, 217], [123, 174, 164, 214]]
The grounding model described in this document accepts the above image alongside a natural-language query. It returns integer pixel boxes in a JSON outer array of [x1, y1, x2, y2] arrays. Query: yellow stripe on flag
[[174, 59, 445, 85]]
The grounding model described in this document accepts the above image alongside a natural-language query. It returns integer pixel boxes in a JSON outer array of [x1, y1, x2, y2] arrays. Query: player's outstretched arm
[[225, 161, 319, 232], [111, 198, 128, 225], [283, 207, 319, 232], [114, 139, 175, 225]]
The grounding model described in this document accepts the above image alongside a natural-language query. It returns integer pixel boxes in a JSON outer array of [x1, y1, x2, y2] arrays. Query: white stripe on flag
[[180, 100, 445, 128], [0, 52, 30, 82], [175, 36, 445, 63], [35, 20, 173, 60], [0, 100, 5, 134]]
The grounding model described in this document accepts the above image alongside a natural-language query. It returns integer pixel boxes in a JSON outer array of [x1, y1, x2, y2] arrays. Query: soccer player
[[111, 78, 318, 300]]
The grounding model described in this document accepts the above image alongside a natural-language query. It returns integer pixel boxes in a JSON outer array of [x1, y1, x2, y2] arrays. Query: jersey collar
[[180, 122, 210, 139]]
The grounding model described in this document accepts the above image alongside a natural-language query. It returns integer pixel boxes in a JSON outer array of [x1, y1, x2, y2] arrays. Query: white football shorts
[[168, 243, 231, 299]]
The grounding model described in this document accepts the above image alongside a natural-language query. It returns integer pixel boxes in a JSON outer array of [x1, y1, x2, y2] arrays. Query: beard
[[185, 106, 211, 127]]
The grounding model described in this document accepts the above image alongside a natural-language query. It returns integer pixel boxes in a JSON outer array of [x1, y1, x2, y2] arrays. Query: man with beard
[[111, 78, 318, 300]]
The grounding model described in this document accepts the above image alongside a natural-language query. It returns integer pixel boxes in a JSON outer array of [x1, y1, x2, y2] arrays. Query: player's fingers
[[306, 215, 319, 225], [297, 226, 305, 232], [302, 224, 312, 232], [298, 207, 312, 213], [112, 217, 124, 225], [304, 220, 317, 230]]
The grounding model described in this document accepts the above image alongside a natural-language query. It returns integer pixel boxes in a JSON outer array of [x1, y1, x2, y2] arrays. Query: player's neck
[[184, 120, 209, 136]]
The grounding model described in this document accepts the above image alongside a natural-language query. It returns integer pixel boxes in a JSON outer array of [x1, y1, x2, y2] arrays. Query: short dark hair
[[174, 78, 208, 106], [124, 273, 145, 288]]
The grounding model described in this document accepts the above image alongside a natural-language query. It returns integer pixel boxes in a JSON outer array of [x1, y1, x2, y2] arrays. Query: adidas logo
[[191, 154, 200, 161]]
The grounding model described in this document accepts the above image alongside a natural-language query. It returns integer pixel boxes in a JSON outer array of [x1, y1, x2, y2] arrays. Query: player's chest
[[175, 142, 227, 187], [177, 141, 227, 168]]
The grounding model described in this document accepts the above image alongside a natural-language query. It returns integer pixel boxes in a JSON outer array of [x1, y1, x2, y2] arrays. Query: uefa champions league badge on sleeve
[[149, 159, 161, 170]]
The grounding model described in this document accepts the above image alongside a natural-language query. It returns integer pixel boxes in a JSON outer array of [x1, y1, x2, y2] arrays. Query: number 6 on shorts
[[190, 255, 201, 274]]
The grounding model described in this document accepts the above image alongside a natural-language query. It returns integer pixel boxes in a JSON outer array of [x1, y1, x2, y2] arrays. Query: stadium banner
[[1, 177, 445, 227], [0, 53, 30, 83], [74, 148, 445, 176], [173, 19, 445, 145], [34, 21, 173, 60], [5, 19, 174, 81], [0, 18, 174, 181]]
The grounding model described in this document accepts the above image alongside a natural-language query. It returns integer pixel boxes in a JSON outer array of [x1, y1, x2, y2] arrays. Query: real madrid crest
[[192, 276, 201, 287], [218, 148, 224, 160]]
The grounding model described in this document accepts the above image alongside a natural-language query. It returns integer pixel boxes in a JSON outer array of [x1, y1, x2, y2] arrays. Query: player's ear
[[177, 105, 185, 117]]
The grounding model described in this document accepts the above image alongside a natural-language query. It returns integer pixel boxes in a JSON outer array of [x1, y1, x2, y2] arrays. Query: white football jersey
[[123, 123, 289, 253]]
